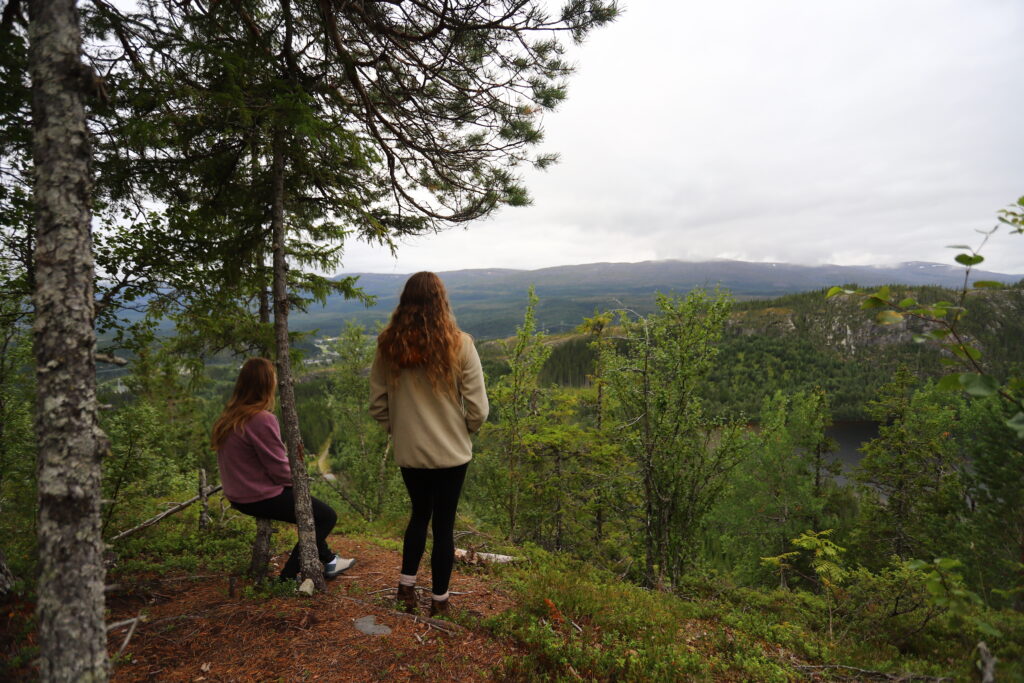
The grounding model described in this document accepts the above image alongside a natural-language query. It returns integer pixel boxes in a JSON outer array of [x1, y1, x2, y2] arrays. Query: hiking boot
[[429, 597, 450, 618], [324, 555, 356, 579], [397, 583, 418, 613]]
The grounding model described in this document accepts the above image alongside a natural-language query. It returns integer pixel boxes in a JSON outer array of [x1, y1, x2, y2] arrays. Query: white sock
[[432, 591, 449, 602], [399, 573, 417, 587]]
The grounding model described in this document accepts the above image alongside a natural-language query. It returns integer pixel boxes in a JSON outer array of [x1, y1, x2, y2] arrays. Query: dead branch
[[454, 548, 517, 564], [794, 664, 953, 681], [110, 613, 145, 657], [110, 486, 223, 542], [96, 352, 129, 366]]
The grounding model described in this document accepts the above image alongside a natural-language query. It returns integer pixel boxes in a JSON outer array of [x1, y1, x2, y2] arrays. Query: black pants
[[231, 487, 337, 580], [400, 462, 469, 596]]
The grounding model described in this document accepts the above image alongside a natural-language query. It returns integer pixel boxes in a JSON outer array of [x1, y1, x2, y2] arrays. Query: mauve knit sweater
[[216, 410, 293, 503]]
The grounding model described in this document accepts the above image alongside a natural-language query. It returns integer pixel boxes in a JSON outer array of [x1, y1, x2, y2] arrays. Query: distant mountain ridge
[[294, 259, 1021, 338]]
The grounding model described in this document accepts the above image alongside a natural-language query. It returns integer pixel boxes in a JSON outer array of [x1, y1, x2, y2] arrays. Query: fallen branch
[[455, 548, 517, 565], [793, 664, 952, 681], [110, 486, 223, 542]]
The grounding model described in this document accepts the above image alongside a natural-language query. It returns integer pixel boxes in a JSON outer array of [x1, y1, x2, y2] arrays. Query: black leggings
[[400, 463, 469, 595], [231, 487, 337, 580]]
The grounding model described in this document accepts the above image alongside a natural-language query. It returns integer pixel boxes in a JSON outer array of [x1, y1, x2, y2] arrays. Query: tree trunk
[[248, 288, 274, 579], [28, 0, 109, 679], [198, 468, 210, 531], [0, 548, 15, 597], [248, 518, 275, 582], [270, 129, 324, 591]]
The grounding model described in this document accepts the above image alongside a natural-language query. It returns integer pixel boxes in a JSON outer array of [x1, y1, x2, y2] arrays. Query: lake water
[[824, 421, 879, 484]]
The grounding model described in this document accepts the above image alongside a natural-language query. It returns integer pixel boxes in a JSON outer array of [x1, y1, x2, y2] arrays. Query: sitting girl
[[213, 357, 354, 581]]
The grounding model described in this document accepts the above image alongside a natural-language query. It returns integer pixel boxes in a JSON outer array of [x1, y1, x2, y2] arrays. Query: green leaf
[[975, 620, 1003, 638], [874, 285, 891, 301], [959, 373, 1000, 397], [945, 244, 972, 250], [825, 286, 843, 298], [897, 297, 917, 308], [860, 297, 887, 310], [955, 253, 984, 266], [876, 310, 904, 325], [936, 374, 963, 392], [1006, 412, 1024, 438], [972, 280, 1002, 289]]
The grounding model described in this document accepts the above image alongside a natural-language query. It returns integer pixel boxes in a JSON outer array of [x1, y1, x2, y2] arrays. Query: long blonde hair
[[376, 272, 462, 397], [211, 357, 277, 449]]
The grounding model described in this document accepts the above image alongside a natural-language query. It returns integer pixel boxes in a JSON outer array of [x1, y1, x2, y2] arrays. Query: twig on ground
[[116, 614, 144, 656], [418, 618, 458, 636], [108, 613, 145, 658], [107, 615, 141, 632], [570, 620, 583, 633], [368, 588, 394, 595]]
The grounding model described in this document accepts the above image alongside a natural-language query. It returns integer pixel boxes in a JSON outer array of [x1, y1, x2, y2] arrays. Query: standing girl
[[213, 358, 355, 581], [369, 272, 489, 616]]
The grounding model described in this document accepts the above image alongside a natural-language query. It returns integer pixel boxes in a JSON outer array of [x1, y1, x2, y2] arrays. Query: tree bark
[[28, 0, 109, 679], [0, 548, 15, 597], [270, 128, 324, 591], [198, 468, 210, 530], [248, 518, 275, 582]]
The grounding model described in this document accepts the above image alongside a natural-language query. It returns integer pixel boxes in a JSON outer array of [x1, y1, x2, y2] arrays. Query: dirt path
[[106, 537, 520, 682], [316, 435, 332, 477]]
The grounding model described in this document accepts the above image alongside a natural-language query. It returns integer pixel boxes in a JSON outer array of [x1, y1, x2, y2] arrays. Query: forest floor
[[104, 536, 520, 682], [8, 528, 1003, 681]]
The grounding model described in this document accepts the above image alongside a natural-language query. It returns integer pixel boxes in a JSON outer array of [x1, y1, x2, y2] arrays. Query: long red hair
[[377, 272, 462, 397], [211, 357, 277, 449]]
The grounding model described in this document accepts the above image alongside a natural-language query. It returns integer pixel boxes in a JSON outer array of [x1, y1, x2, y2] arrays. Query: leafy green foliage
[[713, 391, 839, 586], [602, 290, 747, 585], [319, 322, 402, 521], [852, 370, 967, 567]]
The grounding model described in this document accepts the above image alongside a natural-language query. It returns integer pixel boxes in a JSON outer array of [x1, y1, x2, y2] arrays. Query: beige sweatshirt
[[368, 331, 489, 469]]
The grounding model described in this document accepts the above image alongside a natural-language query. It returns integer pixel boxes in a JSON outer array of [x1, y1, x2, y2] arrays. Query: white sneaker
[[324, 554, 356, 578]]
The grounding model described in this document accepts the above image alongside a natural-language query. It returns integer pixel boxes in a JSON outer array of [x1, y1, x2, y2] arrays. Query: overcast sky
[[341, 0, 1024, 275]]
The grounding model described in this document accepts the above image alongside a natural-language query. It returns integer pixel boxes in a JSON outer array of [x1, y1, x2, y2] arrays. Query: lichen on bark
[[28, 0, 109, 679]]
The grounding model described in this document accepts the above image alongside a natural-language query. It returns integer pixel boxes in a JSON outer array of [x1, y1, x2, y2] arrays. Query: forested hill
[[295, 259, 1022, 337], [531, 284, 1024, 420]]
